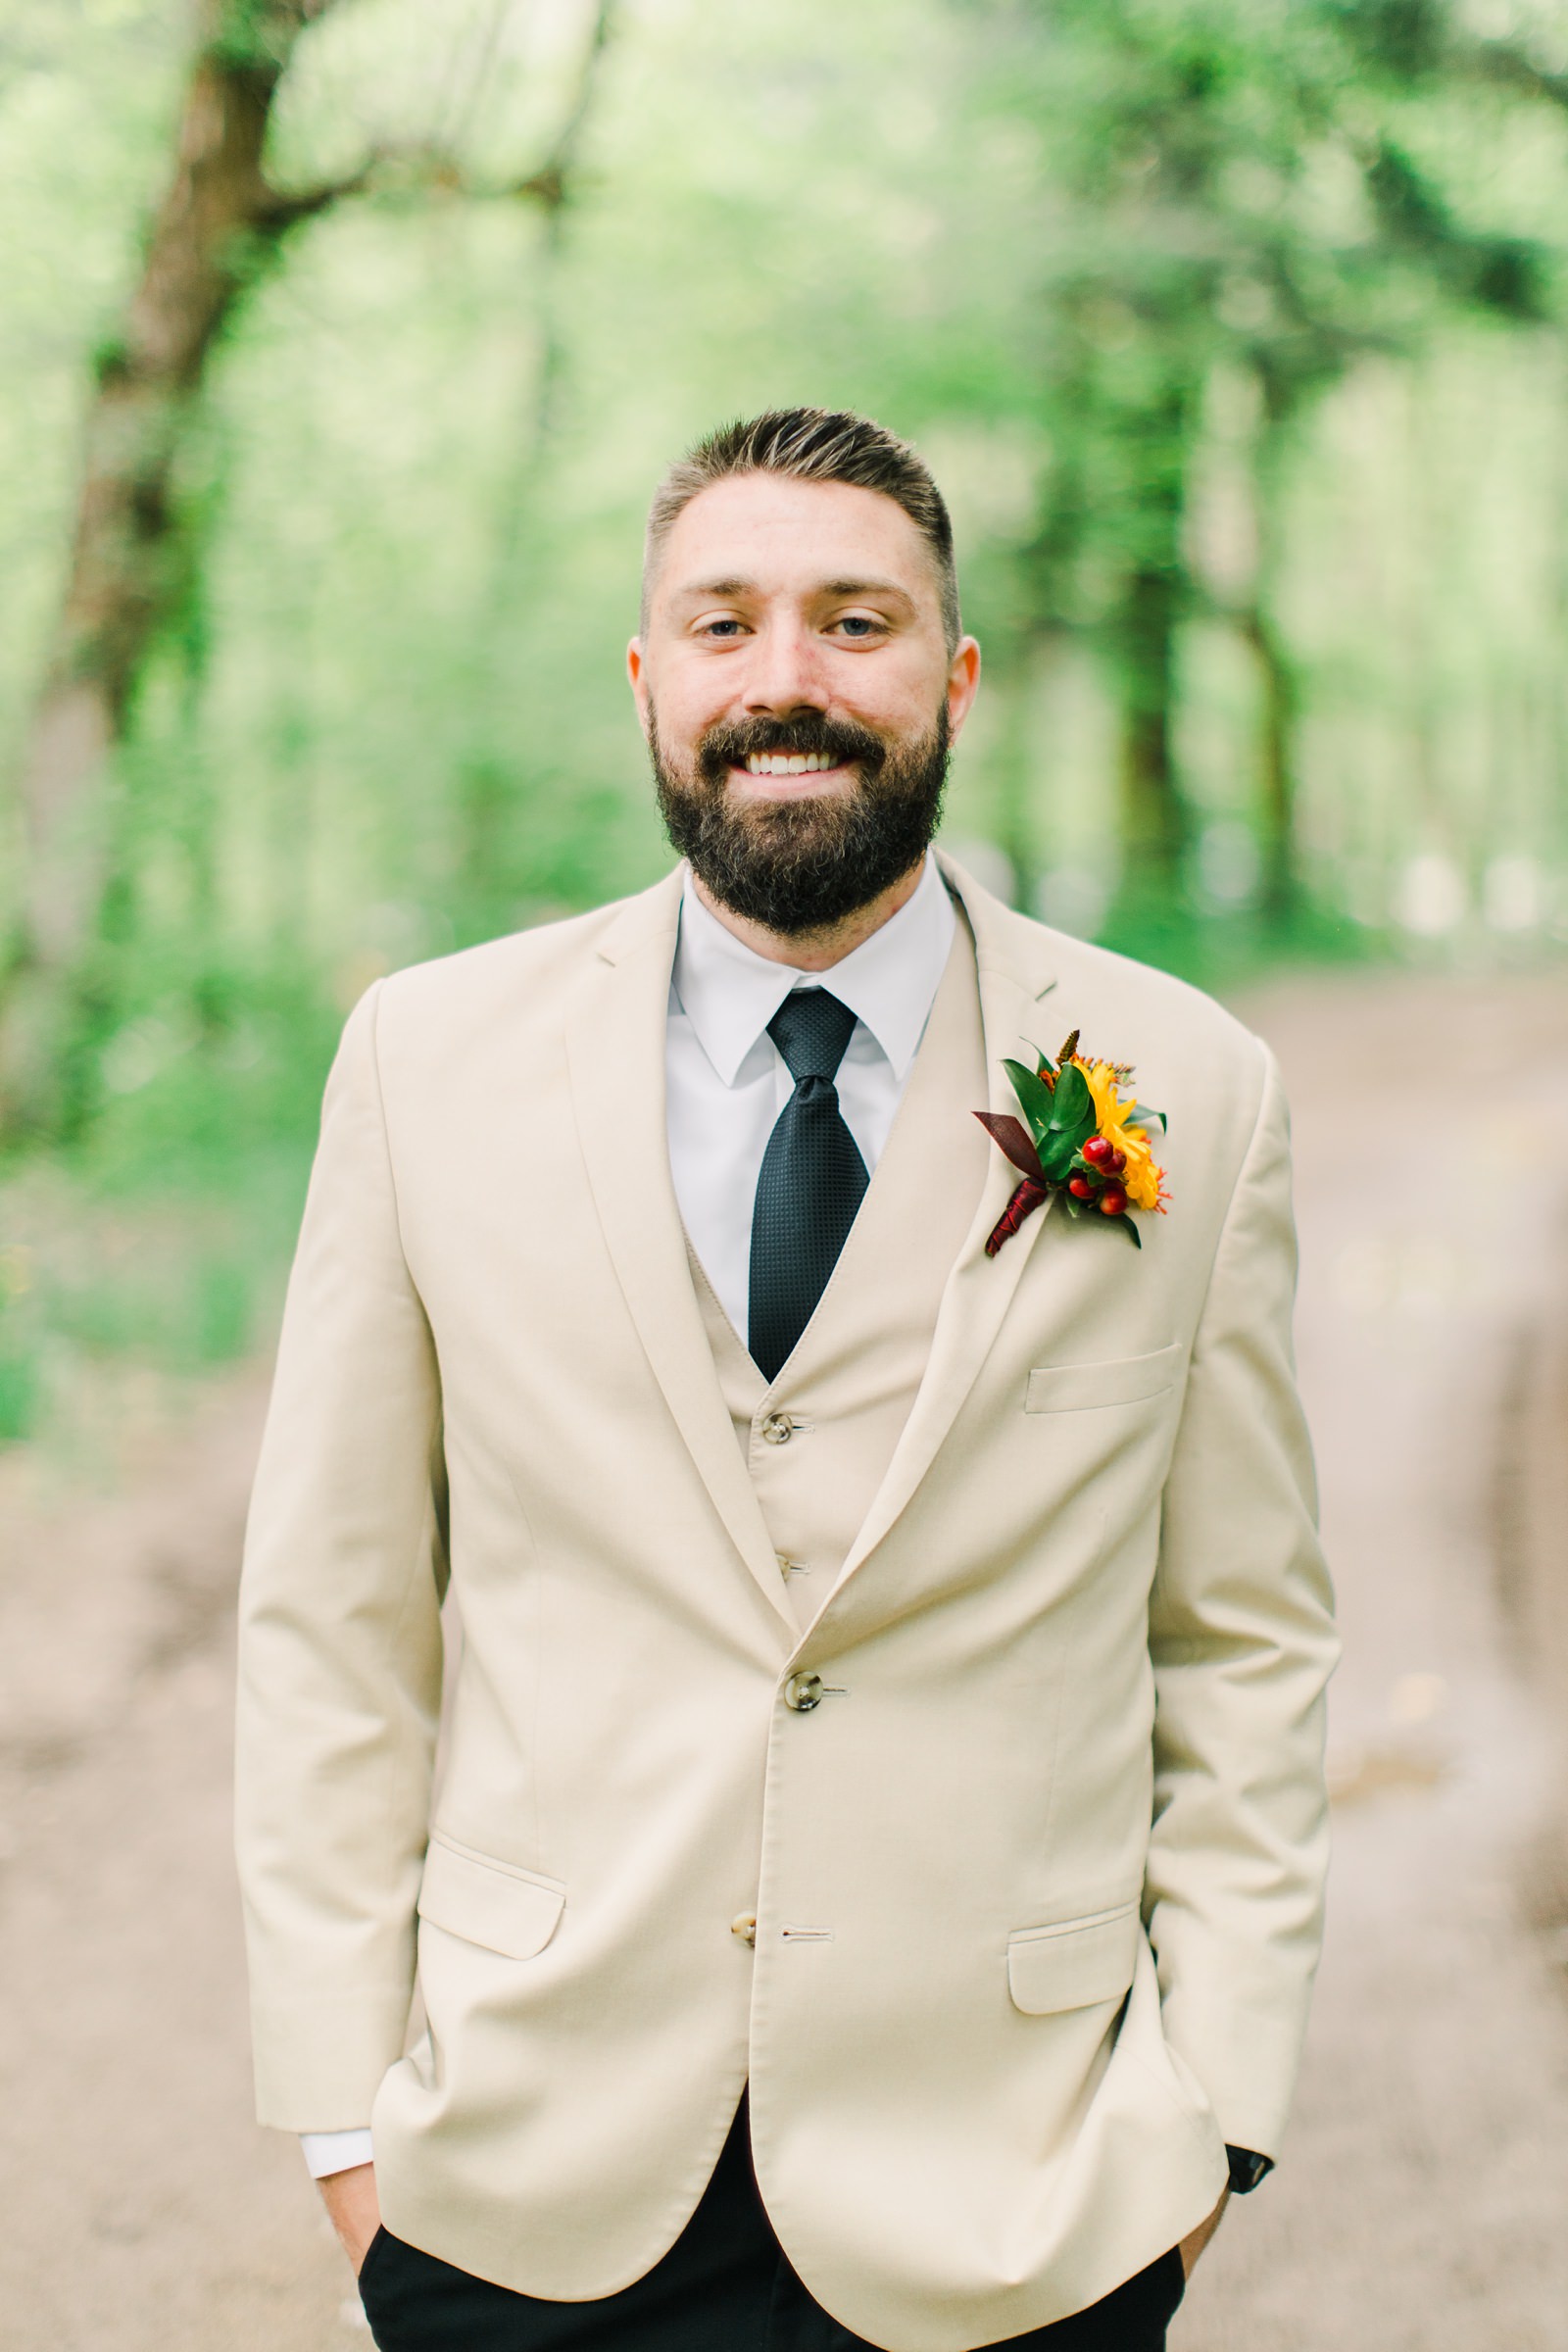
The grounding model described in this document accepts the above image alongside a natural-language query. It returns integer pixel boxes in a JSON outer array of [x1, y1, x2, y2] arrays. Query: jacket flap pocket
[[1007, 1901, 1141, 2015], [1025, 1344, 1183, 1415], [416, 1835, 564, 1961]]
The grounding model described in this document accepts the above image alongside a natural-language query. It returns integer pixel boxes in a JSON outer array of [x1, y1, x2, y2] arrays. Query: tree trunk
[[1246, 399, 1302, 923], [1114, 561, 1186, 890], [1108, 382, 1193, 901], [0, 0, 338, 1134], [1246, 601, 1299, 920]]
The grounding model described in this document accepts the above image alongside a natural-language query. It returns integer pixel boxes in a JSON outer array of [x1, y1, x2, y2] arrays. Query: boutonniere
[[975, 1029, 1169, 1255]]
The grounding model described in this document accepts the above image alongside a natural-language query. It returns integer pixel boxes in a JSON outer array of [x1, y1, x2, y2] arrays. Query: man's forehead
[[660, 472, 933, 597]]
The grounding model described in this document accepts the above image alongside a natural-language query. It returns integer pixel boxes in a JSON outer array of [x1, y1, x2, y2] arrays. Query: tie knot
[[767, 988, 858, 1085]]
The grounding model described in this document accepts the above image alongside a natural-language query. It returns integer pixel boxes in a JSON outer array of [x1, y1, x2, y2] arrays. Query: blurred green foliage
[[2, 0, 1568, 1440]]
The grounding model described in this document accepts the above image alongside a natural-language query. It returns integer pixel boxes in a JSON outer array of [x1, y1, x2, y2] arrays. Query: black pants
[[358, 2107, 1186, 2352]]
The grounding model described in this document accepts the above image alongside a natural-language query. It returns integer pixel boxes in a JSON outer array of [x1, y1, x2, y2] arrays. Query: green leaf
[[1124, 1105, 1166, 1135], [1037, 1129, 1080, 1182], [1002, 1057, 1058, 1143], [1049, 1062, 1093, 1135], [1003, 1056, 1099, 1180]]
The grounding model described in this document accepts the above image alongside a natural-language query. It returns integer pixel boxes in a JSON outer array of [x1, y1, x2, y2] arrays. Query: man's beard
[[650, 704, 950, 936]]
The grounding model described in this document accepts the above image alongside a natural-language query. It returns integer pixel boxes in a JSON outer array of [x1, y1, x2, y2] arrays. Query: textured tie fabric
[[747, 988, 870, 1383]]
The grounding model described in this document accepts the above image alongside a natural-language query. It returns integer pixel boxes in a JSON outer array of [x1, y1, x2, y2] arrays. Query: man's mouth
[[739, 751, 844, 776]]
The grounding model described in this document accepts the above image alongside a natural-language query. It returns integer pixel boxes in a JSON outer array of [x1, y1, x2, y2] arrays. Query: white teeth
[[743, 751, 836, 775]]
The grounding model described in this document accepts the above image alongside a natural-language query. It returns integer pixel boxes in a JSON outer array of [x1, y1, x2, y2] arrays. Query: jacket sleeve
[[1144, 1040, 1338, 2160], [234, 983, 447, 2132]]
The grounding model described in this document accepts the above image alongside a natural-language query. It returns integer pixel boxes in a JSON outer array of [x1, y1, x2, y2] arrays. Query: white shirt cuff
[[301, 2128, 374, 2178]]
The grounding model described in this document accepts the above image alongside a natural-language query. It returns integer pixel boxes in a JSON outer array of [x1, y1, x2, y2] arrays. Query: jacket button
[[783, 1671, 823, 1712], [730, 1911, 758, 1944], [760, 1412, 794, 1446]]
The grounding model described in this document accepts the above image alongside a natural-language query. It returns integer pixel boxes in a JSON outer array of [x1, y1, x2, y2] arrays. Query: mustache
[[694, 712, 888, 784]]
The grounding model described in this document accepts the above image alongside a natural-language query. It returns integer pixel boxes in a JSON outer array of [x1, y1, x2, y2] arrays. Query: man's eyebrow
[[818, 577, 916, 607], [673, 576, 757, 603]]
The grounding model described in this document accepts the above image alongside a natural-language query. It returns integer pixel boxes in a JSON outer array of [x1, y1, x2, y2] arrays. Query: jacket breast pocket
[[416, 1832, 564, 1961], [1025, 1343, 1183, 1415], [1006, 1899, 1142, 2014]]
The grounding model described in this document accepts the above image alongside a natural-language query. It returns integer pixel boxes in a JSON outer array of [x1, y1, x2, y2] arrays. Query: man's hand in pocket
[[318, 2162, 381, 2275]]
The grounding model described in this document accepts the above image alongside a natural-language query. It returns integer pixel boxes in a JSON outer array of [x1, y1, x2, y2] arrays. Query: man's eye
[[700, 618, 746, 639], [833, 615, 884, 639]]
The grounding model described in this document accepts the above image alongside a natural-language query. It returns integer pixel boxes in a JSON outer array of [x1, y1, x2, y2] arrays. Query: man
[[236, 408, 1336, 2351]]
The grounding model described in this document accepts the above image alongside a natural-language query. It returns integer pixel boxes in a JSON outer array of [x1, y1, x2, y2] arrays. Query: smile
[[742, 751, 840, 776]]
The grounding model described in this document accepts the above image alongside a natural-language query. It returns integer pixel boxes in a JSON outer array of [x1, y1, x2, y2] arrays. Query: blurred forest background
[[3, 0, 1568, 1456]]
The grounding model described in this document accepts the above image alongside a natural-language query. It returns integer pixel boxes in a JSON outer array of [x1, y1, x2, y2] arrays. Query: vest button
[[783, 1671, 823, 1712], [760, 1412, 795, 1446], [730, 1911, 758, 1944]]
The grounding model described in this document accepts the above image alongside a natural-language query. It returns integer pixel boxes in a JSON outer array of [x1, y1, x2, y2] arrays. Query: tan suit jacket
[[235, 856, 1336, 2350]]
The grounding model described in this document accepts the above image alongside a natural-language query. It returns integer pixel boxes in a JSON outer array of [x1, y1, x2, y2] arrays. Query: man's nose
[[741, 620, 828, 715]]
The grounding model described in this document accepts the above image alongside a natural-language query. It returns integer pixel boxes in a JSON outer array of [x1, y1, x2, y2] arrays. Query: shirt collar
[[671, 852, 956, 1088]]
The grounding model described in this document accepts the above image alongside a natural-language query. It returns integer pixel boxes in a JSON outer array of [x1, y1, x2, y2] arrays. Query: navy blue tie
[[748, 990, 869, 1383]]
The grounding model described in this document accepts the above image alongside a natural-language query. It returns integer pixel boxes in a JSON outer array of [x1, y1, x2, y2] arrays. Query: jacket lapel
[[826, 857, 1060, 1594], [564, 873, 796, 1638]]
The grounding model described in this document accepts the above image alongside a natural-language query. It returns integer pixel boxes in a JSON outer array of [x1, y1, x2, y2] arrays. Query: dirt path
[[0, 1369, 353, 2348], [0, 968, 1564, 2350], [1174, 970, 1568, 2351]]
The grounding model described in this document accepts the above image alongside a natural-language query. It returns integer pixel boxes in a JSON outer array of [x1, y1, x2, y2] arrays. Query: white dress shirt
[[299, 852, 956, 2180], [664, 852, 956, 1337]]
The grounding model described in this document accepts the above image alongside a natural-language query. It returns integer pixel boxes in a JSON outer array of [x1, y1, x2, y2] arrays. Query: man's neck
[[689, 859, 926, 973]]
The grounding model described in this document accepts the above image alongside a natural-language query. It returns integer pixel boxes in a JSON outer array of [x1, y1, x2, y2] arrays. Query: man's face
[[627, 472, 980, 936]]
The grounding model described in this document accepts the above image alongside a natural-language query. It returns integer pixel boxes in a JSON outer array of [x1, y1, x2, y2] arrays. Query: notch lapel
[[825, 860, 1061, 1596], [564, 874, 796, 1638]]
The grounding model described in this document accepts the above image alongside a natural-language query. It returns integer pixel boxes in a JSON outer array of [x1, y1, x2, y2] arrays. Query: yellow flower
[[1075, 1058, 1168, 1213]]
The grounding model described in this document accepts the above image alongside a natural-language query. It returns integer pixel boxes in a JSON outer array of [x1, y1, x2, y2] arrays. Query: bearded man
[[235, 408, 1336, 2352]]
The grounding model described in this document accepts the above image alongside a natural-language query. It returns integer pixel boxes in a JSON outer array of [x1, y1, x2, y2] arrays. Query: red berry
[[1106, 1147, 1126, 1174], [1099, 1184, 1128, 1216], [1067, 1174, 1095, 1200], [1083, 1135, 1112, 1166]]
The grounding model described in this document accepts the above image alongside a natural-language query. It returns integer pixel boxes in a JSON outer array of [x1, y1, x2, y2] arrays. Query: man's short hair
[[642, 407, 960, 651]]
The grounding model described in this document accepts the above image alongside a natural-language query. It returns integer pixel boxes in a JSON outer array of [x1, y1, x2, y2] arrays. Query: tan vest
[[688, 914, 990, 1634]]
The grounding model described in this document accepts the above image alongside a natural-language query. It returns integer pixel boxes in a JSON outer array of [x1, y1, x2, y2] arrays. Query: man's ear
[[946, 636, 982, 745], [626, 638, 652, 740]]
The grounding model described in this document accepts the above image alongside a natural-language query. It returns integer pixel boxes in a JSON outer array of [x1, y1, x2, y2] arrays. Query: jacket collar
[[815, 850, 1059, 1608], [569, 868, 797, 1636]]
